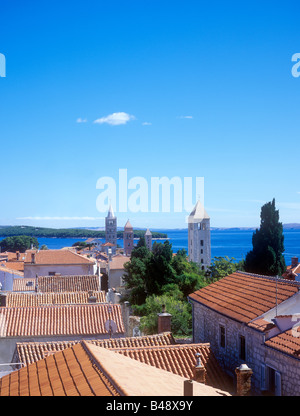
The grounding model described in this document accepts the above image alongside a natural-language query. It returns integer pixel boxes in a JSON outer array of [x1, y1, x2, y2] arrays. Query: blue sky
[[0, 0, 300, 229]]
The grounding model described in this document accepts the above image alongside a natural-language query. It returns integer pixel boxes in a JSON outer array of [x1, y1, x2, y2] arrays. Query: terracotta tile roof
[[189, 271, 300, 324], [264, 326, 300, 358], [111, 343, 233, 393], [248, 317, 276, 332], [0, 342, 119, 396], [0, 264, 24, 277], [14, 333, 176, 366], [1, 261, 24, 273], [84, 342, 231, 396], [1, 341, 231, 396], [5, 291, 106, 307], [0, 304, 125, 337], [109, 254, 129, 270], [24, 249, 95, 265], [37, 274, 100, 292], [12, 278, 36, 292]]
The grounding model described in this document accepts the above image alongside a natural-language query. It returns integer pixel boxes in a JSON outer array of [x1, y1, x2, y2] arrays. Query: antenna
[[276, 274, 278, 317]]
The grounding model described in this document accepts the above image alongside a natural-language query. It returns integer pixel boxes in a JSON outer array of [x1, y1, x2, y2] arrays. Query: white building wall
[[23, 264, 94, 279]]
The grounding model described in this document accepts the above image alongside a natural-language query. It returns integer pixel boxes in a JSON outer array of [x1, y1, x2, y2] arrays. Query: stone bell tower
[[188, 200, 211, 270], [123, 219, 134, 257], [105, 204, 117, 246]]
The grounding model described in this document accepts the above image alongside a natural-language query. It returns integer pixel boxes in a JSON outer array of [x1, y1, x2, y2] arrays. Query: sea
[[3, 229, 299, 266]]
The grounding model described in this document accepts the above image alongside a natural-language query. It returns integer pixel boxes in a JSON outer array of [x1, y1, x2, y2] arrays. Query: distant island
[[0, 225, 167, 239]]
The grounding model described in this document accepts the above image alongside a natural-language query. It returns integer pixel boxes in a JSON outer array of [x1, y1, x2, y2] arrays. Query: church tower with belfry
[[105, 204, 117, 246], [123, 219, 134, 256], [145, 228, 152, 251], [188, 200, 211, 270]]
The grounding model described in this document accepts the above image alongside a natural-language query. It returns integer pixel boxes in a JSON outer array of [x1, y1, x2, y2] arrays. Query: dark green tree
[[0, 235, 39, 252], [244, 199, 286, 276]]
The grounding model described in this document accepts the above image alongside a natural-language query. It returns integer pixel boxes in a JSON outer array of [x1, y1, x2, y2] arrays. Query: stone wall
[[192, 300, 300, 396]]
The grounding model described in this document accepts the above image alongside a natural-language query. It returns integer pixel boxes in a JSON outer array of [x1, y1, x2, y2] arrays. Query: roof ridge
[[235, 270, 300, 287]]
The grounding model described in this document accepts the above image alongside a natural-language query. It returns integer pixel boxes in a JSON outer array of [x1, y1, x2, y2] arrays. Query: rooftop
[[5, 291, 106, 307], [189, 271, 300, 324], [0, 341, 231, 396], [24, 249, 96, 265], [0, 303, 125, 337]]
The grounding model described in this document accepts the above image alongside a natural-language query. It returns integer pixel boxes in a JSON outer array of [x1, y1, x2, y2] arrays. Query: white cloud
[[178, 115, 193, 119], [76, 118, 88, 123], [94, 112, 135, 126], [142, 122, 152, 126]]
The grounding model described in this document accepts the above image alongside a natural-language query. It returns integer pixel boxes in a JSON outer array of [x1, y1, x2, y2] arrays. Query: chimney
[[183, 380, 193, 396], [31, 252, 36, 264], [291, 257, 299, 268], [88, 291, 97, 303], [193, 353, 206, 384], [235, 364, 253, 396], [16, 251, 20, 261], [157, 304, 172, 333]]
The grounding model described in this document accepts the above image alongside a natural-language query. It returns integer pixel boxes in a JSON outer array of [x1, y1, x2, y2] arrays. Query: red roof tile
[[0, 342, 119, 396], [189, 271, 300, 324], [24, 249, 95, 265], [0, 304, 125, 337]]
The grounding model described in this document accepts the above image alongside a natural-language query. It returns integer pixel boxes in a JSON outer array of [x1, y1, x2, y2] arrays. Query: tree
[[134, 294, 192, 336], [0, 235, 39, 252], [209, 256, 244, 280], [244, 199, 286, 276]]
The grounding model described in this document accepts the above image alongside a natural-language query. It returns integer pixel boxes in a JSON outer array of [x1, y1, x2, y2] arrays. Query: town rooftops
[[0, 303, 125, 337], [5, 291, 106, 307], [11, 334, 232, 393], [13, 332, 176, 366], [11, 274, 101, 293], [188, 271, 300, 324], [37, 274, 100, 292], [0, 341, 231, 396], [108, 254, 129, 270], [24, 249, 95, 265]]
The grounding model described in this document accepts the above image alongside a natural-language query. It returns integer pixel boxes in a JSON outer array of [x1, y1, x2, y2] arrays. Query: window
[[201, 240, 204, 246], [239, 335, 246, 361], [48, 272, 56, 276], [198, 223, 201, 230], [201, 249, 203, 254], [261, 364, 282, 396], [220, 325, 226, 348]]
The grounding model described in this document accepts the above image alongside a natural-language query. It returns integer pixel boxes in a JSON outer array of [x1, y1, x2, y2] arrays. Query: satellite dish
[[105, 319, 117, 336]]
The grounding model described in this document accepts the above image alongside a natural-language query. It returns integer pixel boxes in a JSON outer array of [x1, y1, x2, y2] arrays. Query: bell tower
[[188, 200, 211, 270], [105, 204, 117, 246], [124, 219, 134, 256]]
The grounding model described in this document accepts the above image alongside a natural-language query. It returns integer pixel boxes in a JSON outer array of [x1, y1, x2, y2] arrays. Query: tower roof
[[145, 228, 152, 236], [124, 219, 133, 230], [188, 200, 210, 222], [106, 204, 115, 219]]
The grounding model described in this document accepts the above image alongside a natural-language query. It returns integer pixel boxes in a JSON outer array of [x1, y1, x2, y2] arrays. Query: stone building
[[145, 228, 152, 251], [188, 200, 211, 270], [123, 220, 134, 257], [105, 204, 117, 246], [188, 271, 300, 396]]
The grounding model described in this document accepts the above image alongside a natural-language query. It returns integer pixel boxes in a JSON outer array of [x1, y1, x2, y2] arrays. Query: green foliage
[[133, 294, 192, 336], [40, 244, 48, 250], [209, 256, 244, 280], [0, 225, 167, 239], [0, 235, 39, 252], [123, 241, 208, 336], [244, 199, 286, 276], [72, 241, 88, 248]]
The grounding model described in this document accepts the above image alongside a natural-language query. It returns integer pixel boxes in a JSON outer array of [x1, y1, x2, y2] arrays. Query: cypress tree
[[244, 199, 286, 276]]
